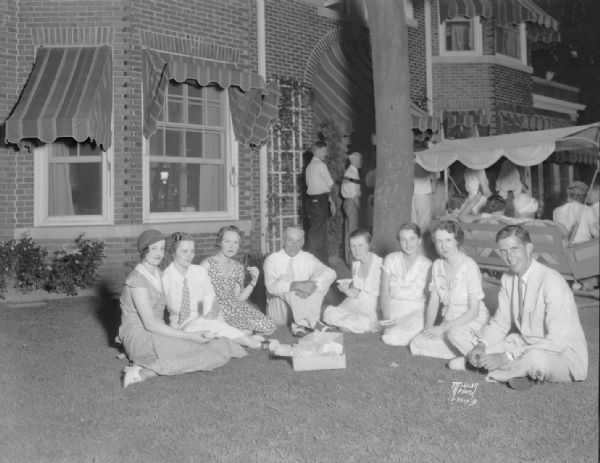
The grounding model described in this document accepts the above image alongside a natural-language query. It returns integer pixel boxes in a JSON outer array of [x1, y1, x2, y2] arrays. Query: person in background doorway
[[305, 141, 336, 265], [341, 152, 363, 264]]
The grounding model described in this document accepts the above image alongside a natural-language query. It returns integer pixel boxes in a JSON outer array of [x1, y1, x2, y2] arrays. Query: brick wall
[[408, 1, 427, 107], [0, 0, 263, 290]]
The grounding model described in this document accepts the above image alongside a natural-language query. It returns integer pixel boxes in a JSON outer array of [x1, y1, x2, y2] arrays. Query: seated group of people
[[119, 221, 588, 392]]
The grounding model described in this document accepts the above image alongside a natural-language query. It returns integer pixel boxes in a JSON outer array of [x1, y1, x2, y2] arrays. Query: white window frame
[[143, 82, 239, 223], [34, 141, 113, 226], [496, 22, 527, 65], [439, 16, 483, 57]]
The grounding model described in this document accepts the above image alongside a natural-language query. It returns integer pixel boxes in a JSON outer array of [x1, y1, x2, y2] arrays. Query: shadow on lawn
[[93, 279, 122, 347]]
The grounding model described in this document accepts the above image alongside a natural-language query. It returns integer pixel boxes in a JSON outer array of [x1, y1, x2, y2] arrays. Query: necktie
[[178, 279, 191, 324], [517, 276, 524, 323]]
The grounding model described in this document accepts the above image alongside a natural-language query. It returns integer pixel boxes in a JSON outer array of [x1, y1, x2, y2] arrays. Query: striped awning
[[313, 39, 440, 134], [444, 109, 493, 129], [5, 46, 112, 150], [438, 0, 493, 21], [498, 110, 572, 134], [497, 0, 560, 43], [142, 48, 278, 147], [439, 0, 560, 43]]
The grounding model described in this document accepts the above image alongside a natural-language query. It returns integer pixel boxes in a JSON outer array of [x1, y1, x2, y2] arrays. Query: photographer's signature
[[449, 381, 478, 406]]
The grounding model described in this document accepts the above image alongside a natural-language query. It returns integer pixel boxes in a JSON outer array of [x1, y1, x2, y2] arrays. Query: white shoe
[[448, 356, 467, 371], [122, 365, 143, 388]]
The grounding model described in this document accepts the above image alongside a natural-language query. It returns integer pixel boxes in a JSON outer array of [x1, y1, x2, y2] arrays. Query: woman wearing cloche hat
[[117, 229, 246, 388]]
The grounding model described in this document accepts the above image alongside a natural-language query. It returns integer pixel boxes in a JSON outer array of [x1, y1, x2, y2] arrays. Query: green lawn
[[1, 289, 597, 463]]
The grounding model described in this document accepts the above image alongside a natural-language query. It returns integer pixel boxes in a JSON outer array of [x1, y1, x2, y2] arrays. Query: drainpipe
[[257, 0, 268, 254]]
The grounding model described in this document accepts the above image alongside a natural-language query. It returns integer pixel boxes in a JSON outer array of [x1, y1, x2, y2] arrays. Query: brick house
[[0, 0, 586, 290]]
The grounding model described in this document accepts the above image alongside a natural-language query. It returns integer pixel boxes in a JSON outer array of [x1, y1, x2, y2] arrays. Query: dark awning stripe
[[142, 48, 278, 148], [438, 0, 493, 21], [5, 46, 112, 150], [313, 40, 440, 134], [444, 109, 493, 129]]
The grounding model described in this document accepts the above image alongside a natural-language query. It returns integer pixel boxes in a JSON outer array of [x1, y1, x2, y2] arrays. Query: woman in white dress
[[380, 223, 432, 346], [410, 221, 490, 370], [323, 229, 382, 333], [161, 232, 262, 349]]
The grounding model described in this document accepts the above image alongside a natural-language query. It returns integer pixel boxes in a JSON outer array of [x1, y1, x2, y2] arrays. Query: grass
[[0, 284, 598, 463]]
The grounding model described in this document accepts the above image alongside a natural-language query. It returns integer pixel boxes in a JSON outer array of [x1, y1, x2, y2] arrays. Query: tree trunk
[[367, 1, 413, 255]]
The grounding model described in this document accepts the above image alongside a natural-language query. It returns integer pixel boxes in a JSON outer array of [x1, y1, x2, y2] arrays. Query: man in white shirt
[[467, 225, 588, 390], [305, 141, 336, 265], [263, 226, 337, 336], [553, 180, 597, 243], [341, 152, 362, 264]]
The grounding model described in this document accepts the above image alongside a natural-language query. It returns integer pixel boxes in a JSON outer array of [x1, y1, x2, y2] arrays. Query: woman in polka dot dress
[[202, 226, 275, 335]]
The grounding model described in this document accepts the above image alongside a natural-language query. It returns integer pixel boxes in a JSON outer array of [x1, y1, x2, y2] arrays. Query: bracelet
[[249, 282, 256, 287]]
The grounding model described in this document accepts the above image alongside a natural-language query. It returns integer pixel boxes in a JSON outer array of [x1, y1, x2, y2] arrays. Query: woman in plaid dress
[[118, 229, 247, 388], [202, 226, 275, 335]]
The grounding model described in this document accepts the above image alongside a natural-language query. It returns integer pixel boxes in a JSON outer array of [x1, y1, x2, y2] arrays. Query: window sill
[[433, 55, 533, 73], [13, 220, 252, 241]]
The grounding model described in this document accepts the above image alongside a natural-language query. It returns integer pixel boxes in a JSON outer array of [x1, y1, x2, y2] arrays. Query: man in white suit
[[468, 225, 588, 390]]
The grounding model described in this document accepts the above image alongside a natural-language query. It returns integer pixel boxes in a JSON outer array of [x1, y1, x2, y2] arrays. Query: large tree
[[366, 1, 413, 254]]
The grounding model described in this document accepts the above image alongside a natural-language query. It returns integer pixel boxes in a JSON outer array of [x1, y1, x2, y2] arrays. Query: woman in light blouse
[[323, 228, 382, 333], [161, 232, 261, 348], [380, 223, 432, 346], [410, 221, 490, 370]]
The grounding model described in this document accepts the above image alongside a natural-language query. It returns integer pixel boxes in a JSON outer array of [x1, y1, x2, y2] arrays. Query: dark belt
[[308, 193, 329, 198]]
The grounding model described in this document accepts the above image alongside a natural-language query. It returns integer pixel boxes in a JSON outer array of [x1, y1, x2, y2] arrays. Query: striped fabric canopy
[[439, 0, 560, 43], [5, 46, 113, 150], [142, 48, 279, 148], [313, 39, 440, 134], [438, 0, 493, 21]]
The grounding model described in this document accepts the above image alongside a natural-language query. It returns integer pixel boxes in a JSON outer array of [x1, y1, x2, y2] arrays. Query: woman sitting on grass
[[118, 230, 246, 388], [201, 226, 275, 335], [380, 223, 432, 346], [161, 232, 262, 349], [410, 221, 490, 370], [323, 228, 382, 333]]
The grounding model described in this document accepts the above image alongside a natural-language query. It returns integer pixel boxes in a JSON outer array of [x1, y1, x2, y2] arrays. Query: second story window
[[440, 17, 482, 56], [496, 23, 526, 64]]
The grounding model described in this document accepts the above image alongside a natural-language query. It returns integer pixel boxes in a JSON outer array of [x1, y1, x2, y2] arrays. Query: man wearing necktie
[[467, 225, 588, 390]]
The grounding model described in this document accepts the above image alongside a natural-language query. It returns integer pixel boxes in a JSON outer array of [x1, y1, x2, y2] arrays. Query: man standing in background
[[305, 141, 336, 265], [341, 152, 363, 264]]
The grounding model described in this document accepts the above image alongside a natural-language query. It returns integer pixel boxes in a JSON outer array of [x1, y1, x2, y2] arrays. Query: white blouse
[[382, 252, 431, 303]]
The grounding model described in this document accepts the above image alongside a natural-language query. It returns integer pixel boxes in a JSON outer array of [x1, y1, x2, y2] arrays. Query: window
[[35, 139, 111, 225], [440, 17, 482, 55], [496, 23, 526, 63], [146, 80, 237, 220]]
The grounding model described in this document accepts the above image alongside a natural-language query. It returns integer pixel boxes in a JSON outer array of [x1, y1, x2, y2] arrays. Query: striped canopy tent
[[142, 48, 280, 148], [439, 0, 560, 43], [416, 123, 600, 172], [5, 46, 113, 150], [312, 37, 440, 138]]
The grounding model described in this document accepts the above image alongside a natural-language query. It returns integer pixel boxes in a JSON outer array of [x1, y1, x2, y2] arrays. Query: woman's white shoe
[[122, 365, 143, 388]]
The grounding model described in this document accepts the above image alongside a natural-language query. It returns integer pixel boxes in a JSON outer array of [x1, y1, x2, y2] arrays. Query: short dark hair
[[446, 196, 465, 212], [432, 220, 464, 245], [349, 227, 372, 244], [495, 224, 531, 244], [397, 222, 422, 239], [482, 194, 506, 213], [216, 225, 242, 248], [312, 140, 327, 149]]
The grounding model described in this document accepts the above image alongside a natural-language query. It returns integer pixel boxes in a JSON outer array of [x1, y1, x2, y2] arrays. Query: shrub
[[45, 236, 105, 296], [0, 235, 105, 298]]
